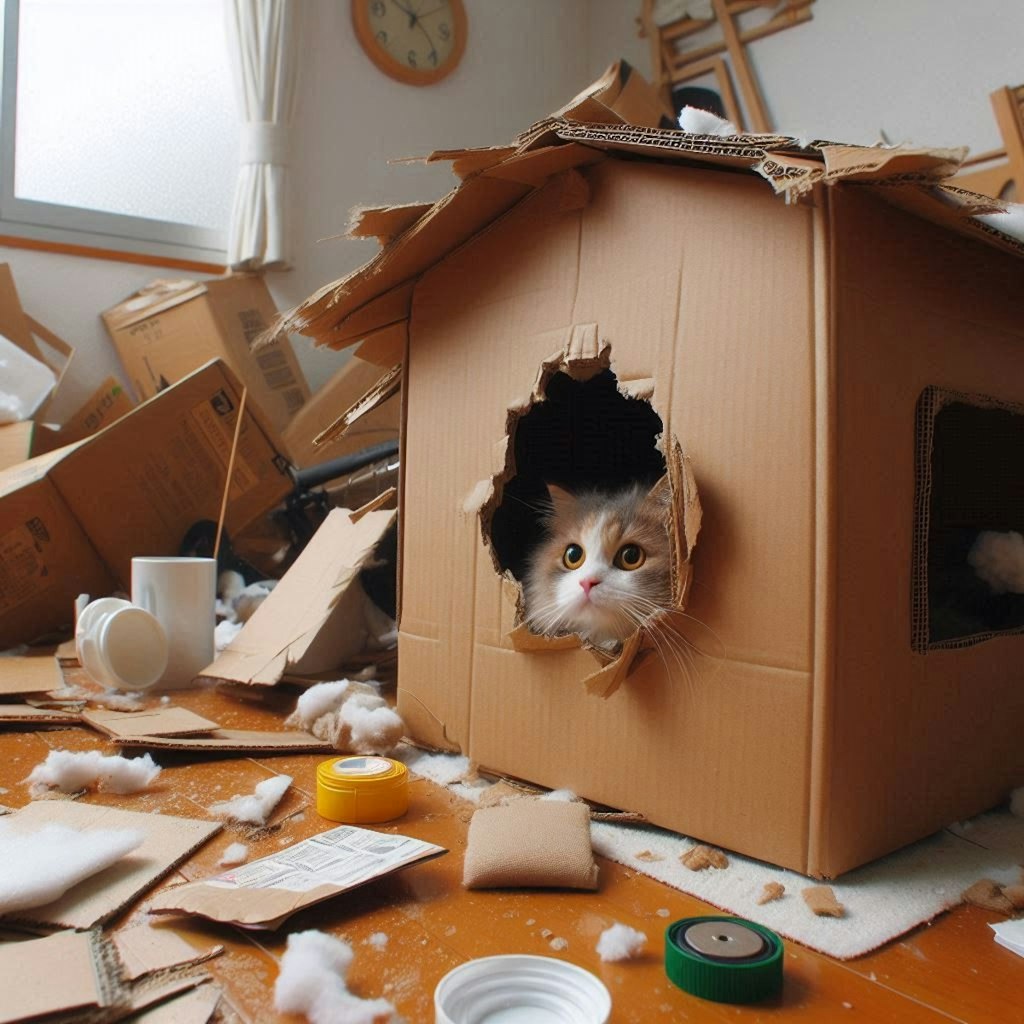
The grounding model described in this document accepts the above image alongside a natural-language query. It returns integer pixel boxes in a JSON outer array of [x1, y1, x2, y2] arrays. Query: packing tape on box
[[665, 916, 783, 1004]]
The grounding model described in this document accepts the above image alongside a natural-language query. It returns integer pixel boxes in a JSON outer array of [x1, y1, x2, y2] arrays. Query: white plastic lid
[[434, 955, 611, 1024], [76, 597, 168, 692]]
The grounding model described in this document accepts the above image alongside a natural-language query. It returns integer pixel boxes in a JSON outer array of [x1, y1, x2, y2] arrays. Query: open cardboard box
[[270, 63, 1024, 878], [0, 359, 291, 648]]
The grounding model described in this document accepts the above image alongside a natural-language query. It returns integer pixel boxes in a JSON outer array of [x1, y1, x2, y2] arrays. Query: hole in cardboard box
[[488, 368, 667, 588], [915, 388, 1024, 649]]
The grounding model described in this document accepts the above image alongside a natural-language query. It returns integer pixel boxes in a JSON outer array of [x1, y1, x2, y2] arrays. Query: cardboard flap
[[197, 506, 397, 687], [313, 364, 402, 447], [346, 202, 433, 245], [429, 145, 519, 180], [323, 280, 416, 347], [666, 439, 703, 605], [101, 279, 208, 331], [583, 628, 645, 699], [82, 706, 219, 739], [482, 144, 604, 188], [507, 623, 583, 653], [354, 320, 408, 367]]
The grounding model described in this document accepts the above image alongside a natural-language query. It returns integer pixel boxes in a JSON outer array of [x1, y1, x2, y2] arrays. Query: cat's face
[[523, 478, 673, 646]]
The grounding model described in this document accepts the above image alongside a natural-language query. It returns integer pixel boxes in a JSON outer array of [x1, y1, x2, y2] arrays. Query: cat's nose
[[579, 578, 600, 596]]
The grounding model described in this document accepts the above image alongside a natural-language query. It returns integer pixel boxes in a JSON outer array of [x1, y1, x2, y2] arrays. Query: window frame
[[0, 0, 231, 267]]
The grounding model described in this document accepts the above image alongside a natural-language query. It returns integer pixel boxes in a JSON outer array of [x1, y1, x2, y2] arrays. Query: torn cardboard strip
[[149, 824, 445, 929], [113, 728, 335, 754], [113, 924, 224, 981], [198, 506, 396, 688], [0, 928, 125, 1024], [313, 363, 402, 448], [1, 800, 220, 929], [0, 704, 80, 725]]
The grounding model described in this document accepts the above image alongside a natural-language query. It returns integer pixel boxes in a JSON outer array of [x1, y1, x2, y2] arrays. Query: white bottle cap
[[75, 597, 169, 692]]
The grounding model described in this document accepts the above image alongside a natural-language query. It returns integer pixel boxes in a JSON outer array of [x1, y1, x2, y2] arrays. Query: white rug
[[397, 746, 1024, 960]]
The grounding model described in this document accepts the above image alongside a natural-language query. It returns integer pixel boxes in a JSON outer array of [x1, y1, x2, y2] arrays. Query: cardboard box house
[[102, 274, 310, 433], [274, 65, 1024, 877]]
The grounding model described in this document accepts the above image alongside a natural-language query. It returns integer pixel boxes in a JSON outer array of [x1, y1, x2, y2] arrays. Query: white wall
[[2, 0, 589, 421], [5, 0, 1023, 424]]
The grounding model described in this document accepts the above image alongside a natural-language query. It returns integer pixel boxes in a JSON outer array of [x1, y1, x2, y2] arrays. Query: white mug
[[131, 557, 216, 688]]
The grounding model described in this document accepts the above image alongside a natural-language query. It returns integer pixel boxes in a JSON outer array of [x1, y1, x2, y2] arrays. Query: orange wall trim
[[0, 234, 226, 276]]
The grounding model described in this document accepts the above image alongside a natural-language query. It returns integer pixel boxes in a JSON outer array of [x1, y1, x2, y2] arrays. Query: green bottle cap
[[665, 916, 784, 1004]]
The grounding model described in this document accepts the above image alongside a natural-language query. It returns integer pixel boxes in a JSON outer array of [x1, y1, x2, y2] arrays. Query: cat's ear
[[544, 482, 575, 519], [646, 472, 673, 507]]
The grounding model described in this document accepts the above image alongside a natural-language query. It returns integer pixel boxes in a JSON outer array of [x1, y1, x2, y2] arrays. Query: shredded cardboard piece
[[26, 749, 161, 796], [0, 650, 62, 696], [1, 799, 220, 929], [148, 824, 445, 930], [113, 924, 224, 981], [218, 841, 250, 867], [0, 820, 143, 914], [285, 679, 405, 755], [0, 703, 81, 725], [208, 775, 292, 826], [0, 928, 125, 1024], [757, 881, 786, 905], [273, 930, 400, 1024], [1002, 884, 1024, 911], [680, 844, 729, 871], [961, 878, 1015, 915], [126, 983, 221, 1024], [82, 706, 219, 740], [802, 885, 845, 918], [595, 922, 647, 962], [113, 728, 335, 754], [634, 849, 664, 863]]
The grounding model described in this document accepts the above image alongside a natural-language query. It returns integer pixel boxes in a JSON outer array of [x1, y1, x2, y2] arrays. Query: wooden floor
[[1, 666, 1020, 1023]]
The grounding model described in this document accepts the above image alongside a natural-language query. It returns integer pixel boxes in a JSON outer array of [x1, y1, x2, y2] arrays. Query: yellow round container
[[316, 755, 409, 824]]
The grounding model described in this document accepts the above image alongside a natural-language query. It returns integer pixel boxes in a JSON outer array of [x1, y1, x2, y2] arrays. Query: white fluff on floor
[[274, 929, 400, 1024], [286, 680, 404, 755], [208, 774, 292, 825], [26, 750, 161, 796], [968, 530, 1024, 593], [0, 821, 143, 914], [214, 619, 245, 654], [678, 105, 737, 136], [596, 923, 647, 962], [218, 841, 250, 866]]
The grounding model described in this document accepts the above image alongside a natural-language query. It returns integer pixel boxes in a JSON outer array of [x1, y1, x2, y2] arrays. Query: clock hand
[[416, 6, 446, 18], [391, 0, 417, 28]]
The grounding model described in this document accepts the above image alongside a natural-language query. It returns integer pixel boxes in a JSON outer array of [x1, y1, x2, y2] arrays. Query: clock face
[[354, 0, 467, 86]]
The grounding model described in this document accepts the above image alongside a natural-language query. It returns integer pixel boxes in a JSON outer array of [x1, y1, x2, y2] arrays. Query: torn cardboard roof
[[197, 504, 396, 688], [270, 61, 1021, 353]]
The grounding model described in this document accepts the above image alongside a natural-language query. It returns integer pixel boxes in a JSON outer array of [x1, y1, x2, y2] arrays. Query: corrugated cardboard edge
[[0, 704, 81, 724], [81, 706, 220, 740], [0, 649, 63, 695], [313, 363, 402, 447], [113, 728, 335, 753]]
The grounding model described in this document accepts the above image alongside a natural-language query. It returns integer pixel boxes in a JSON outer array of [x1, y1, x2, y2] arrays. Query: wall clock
[[352, 0, 467, 86]]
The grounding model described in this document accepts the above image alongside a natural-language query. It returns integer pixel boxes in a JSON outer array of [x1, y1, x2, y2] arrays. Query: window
[[913, 387, 1024, 650], [0, 0, 236, 264]]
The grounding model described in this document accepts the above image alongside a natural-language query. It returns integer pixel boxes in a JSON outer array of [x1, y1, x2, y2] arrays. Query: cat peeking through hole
[[523, 477, 673, 648]]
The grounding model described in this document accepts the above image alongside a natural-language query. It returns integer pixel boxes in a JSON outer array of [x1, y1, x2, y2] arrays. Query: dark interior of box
[[927, 400, 1024, 645], [489, 369, 666, 582]]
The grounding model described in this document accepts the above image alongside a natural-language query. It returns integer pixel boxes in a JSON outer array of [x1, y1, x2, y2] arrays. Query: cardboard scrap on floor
[[149, 824, 445, 929], [126, 983, 221, 1024], [113, 923, 224, 981], [0, 703, 80, 725], [114, 727, 335, 754], [82, 706, 220, 740], [0, 649, 62, 696], [0, 799, 220, 929], [197, 505, 396, 689], [0, 928, 124, 1024]]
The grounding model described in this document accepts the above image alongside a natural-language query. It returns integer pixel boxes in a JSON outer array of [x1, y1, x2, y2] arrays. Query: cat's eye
[[562, 543, 586, 570], [614, 544, 646, 570]]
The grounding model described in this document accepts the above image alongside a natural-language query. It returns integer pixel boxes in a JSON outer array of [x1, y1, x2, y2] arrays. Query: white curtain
[[224, 0, 299, 271]]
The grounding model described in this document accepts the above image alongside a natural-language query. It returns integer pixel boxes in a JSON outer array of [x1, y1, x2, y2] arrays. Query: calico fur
[[523, 478, 673, 646]]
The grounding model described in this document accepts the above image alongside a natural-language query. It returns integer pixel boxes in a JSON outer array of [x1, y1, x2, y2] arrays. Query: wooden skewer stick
[[213, 386, 248, 562]]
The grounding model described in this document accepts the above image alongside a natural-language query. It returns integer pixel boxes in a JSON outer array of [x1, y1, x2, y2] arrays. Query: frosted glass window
[[13, 0, 234, 231]]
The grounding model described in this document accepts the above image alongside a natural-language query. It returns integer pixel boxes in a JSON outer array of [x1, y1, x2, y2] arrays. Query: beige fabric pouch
[[462, 800, 600, 890]]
